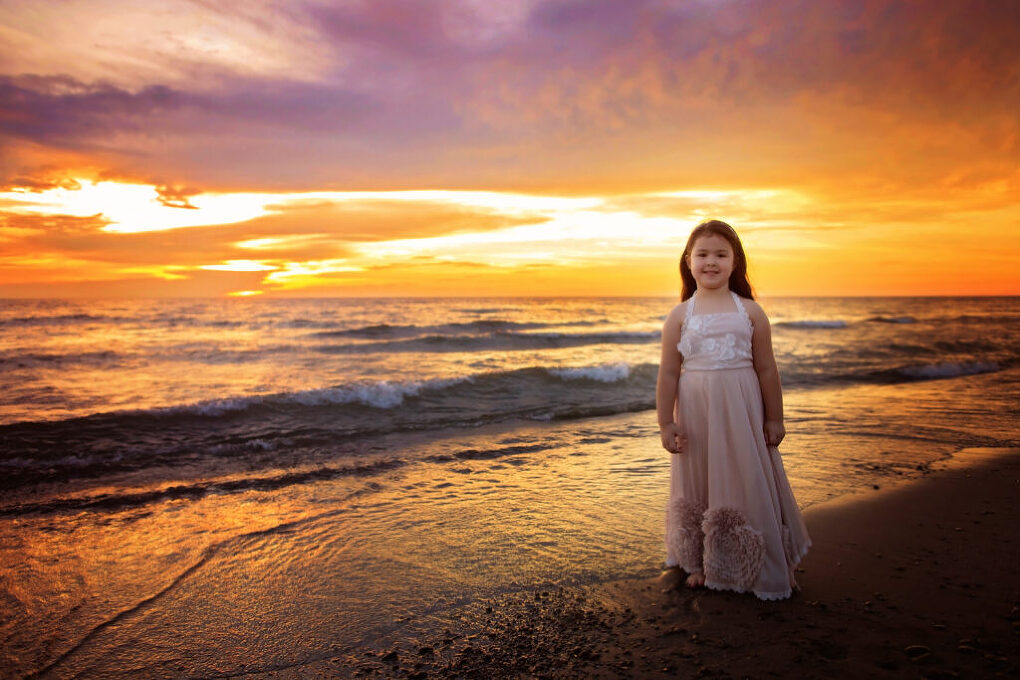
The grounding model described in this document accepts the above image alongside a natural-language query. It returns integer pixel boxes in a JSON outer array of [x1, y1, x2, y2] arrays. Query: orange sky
[[1, 0, 1018, 298]]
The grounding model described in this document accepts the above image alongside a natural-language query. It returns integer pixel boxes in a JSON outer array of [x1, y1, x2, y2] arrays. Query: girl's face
[[687, 233, 735, 290]]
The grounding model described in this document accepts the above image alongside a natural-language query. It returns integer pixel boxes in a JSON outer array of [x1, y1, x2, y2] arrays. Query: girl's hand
[[764, 420, 786, 447], [659, 422, 687, 454]]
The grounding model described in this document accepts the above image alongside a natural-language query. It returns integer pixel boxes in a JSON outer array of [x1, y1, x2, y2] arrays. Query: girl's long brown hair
[[679, 219, 755, 301]]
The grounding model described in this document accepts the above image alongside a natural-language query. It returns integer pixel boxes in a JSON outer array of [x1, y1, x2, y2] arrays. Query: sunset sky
[[1, 0, 1017, 298]]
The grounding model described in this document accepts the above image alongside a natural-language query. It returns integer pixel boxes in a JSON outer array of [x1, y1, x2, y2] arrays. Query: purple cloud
[[0, 76, 184, 143], [0, 0, 1015, 192]]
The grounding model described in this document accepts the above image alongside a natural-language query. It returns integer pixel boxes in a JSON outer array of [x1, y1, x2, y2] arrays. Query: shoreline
[[315, 447, 1020, 679], [6, 431, 1017, 679]]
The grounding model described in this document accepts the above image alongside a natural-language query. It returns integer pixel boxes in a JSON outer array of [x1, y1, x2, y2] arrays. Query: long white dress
[[665, 291, 811, 600]]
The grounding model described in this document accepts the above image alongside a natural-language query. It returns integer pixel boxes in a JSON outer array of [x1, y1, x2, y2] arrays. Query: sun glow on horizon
[[2, 177, 1018, 297], [199, 260, 279, 272], [1, 181, 275, 233]]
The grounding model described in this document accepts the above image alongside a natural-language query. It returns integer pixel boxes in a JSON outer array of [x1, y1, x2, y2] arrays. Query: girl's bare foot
[[685, 572, 705, 588]]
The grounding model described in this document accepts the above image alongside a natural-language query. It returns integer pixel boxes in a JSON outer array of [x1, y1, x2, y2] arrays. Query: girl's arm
[[656, 304, 686, 453], [747, 301, 786, 447]]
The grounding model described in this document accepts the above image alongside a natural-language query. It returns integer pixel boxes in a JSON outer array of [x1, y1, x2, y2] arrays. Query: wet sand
[[315, 447, 1019, 679]]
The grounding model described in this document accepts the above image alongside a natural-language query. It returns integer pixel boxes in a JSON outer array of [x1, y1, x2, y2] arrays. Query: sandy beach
[[313, 447, 1020, 679]]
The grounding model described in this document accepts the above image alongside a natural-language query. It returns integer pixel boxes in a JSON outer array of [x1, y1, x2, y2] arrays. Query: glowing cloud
[[199, 260, 279, 272], [1, 181, 276, 233]]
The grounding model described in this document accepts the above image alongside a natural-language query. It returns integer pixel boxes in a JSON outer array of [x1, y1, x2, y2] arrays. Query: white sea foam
[[548, 363, 632, 383], [167, 398, 254, 417], [148, 376, 472, 417], [284, 377, 468, 409]]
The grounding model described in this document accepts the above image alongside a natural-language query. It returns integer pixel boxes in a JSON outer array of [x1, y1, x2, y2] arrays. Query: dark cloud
[[0, 212, 110, 236], [155, 184, 201, 209], [0, 75, 379, 146], [0, 76, 185, 143], [1, 175, 82, 192]]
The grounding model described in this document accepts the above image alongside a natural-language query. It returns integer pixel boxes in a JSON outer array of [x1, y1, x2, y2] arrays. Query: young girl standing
[[656, 219, 810, 600]]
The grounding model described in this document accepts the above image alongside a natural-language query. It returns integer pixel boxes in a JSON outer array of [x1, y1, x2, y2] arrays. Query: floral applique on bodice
[[677, 291, 754, 370]]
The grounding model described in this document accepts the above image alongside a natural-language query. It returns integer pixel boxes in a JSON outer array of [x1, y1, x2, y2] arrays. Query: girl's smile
[[687, 233, 734, 290]]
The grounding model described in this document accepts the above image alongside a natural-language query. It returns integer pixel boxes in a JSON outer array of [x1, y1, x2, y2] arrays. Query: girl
[[656, 219, 810, 600]]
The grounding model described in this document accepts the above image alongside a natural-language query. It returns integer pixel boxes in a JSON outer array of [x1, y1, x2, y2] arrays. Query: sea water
[[1, 296, 1018, 676]]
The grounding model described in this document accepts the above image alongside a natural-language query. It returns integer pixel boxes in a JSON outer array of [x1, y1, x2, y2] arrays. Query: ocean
[[2, 296, 1018, 677]]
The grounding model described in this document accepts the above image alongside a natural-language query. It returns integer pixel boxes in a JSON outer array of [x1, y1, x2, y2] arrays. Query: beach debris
[[904, 644, 933, 663]]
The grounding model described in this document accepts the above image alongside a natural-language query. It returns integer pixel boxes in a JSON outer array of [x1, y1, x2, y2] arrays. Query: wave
[[150, 375, 472, 416], [0, 363, 656, 488], [788, 360, 1006, 388], [776, 320, 848, 329], [868, 315, 917, 324], [933, 339, 1003, 354], [134, 364, 648, 418], [315, 330, 660, 354], [2, 350, 1010, 493], [0, 313, 125, 327], [944, 313, 1020, 325], [0, 460, 401, 516], [893, 361, 1001, 381], [0, 441, 558, 517], [0, 344, 306, 369], [312, 320, 547, 339], [310, 318, 609, 340], [0, 361, 651, 432], [462, 307, 510, 314], [0, 350, 124, 368], [765, 359, 1007, 389], [548, 363, 632, 383], [3, 351, 1007, 440]]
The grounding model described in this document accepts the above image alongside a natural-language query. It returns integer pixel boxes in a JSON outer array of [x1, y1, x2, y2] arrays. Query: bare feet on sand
[[789, 568, 801, 593], [665, 567, 796, 593]]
